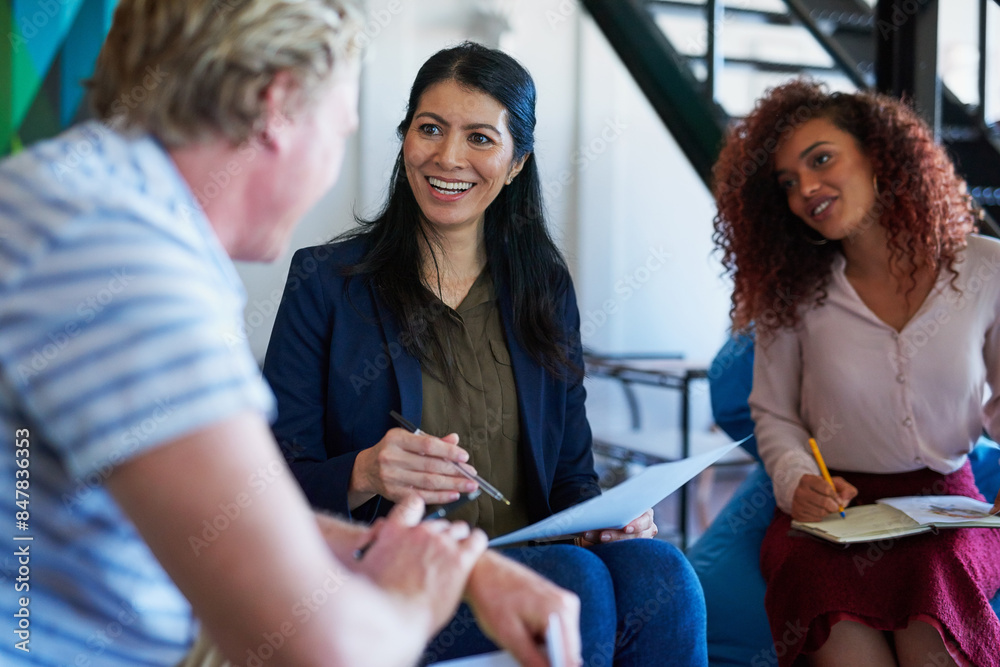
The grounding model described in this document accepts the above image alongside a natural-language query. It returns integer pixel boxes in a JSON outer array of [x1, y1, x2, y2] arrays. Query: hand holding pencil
[[809, 438, 846, 518], [789, 438, 858, 523]]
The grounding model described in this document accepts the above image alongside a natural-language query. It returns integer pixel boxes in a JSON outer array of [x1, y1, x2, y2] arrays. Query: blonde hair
[[89, 0, 361, 147]]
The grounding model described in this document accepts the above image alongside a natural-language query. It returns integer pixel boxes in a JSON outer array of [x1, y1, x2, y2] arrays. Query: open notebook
[[791, 495, 1000, 544]]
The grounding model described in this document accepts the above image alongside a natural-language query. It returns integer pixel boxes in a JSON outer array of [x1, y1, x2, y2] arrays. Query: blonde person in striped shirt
[[0, 2, 581, 666]]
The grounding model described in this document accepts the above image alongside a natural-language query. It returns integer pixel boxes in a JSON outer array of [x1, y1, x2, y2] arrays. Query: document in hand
[[791, 495, 1000, 544], [488, 440, 742, 547], [434, 651, 519, 666], [433, 613, 566, 666]]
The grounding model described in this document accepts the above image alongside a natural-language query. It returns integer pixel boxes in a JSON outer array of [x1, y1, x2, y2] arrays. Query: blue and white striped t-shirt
[[0, 122, 275, 666]]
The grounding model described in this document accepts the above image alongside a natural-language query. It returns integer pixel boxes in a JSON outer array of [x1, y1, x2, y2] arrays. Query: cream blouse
[[750, 235, 1000, 513]]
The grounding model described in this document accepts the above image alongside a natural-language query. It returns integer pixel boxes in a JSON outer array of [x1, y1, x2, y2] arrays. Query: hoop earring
[[873, 175, 880, 198], [802, 228, 828, 246]]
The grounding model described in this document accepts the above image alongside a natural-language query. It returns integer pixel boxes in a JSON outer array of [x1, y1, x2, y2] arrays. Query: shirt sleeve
[[749, 327, 819, 514], [2, 216, 274, 480], [981, 264, 1000, 441]]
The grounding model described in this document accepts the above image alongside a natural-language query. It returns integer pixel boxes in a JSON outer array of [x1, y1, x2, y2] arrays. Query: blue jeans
[[421, 539, 707, 666]]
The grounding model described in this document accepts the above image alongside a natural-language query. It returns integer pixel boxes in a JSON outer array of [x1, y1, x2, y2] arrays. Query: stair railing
[[780, 0, 870, 88], [978, 0, 998, 128]]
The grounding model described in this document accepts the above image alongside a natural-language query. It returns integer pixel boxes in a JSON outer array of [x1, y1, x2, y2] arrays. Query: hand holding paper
[[489, 441, 741, 547], [464, 551, 582, 667], [580, 507, 657, 546], [433, 614, 571, 667]]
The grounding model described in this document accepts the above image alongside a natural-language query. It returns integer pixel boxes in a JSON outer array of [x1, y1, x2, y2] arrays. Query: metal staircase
[[581, 0, 1000, 231]]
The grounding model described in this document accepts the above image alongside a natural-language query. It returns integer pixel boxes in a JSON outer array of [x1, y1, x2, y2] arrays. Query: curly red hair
[[712, 79, 977, 334]]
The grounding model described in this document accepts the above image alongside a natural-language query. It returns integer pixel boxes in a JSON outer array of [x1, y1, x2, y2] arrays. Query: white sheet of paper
[[546, 612, 566, 667], [431, 620, 564, 667], [489, 440, 742, 547], [433, 651, 518, 667], [878, 494, 999, 524]]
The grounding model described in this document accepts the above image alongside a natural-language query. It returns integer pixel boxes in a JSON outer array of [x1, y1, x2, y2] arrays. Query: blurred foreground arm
[[107, 412, 476, 666], [464, 551, 583, 667], [316, 507, 583, 666]]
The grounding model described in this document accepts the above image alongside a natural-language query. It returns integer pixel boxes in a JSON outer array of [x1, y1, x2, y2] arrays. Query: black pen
[[353, 489, 482, 559], [422, 488, 482, 521], [389, 410, 511, 505]]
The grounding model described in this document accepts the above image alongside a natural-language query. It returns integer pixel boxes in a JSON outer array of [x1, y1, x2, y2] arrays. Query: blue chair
[[689, 335, 1000, 666]]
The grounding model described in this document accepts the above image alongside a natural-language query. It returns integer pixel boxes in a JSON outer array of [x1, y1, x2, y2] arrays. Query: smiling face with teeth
[[773, 116, 878, 242], [402, 79, 526, 235]]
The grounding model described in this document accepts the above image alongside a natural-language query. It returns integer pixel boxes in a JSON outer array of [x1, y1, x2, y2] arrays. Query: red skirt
[[760, 463, 1000, 667]]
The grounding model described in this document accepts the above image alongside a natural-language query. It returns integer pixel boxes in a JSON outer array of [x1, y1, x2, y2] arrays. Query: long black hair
[[341, 42, 575, 380]]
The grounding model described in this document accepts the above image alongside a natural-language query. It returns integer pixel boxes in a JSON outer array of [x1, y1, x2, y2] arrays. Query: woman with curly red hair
[[713, 79, 1000, 666]]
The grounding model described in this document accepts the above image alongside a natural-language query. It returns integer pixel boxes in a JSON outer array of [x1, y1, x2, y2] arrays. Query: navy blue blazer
[[262, 238, 601, 523]]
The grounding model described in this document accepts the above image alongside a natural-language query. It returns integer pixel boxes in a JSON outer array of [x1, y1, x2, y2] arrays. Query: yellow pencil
[[809, 437, 846, 518]]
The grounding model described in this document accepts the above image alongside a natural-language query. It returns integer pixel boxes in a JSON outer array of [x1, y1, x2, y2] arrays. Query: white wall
[[234, 0, 733, 433], [573, 16, 730, 361], [234, 142, 361, 362]]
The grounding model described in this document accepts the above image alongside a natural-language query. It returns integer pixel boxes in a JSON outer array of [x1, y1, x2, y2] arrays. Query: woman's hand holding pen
[[792, 474, 858, 522], [578, 508, 658, 546], [349, 428, 478, 509]]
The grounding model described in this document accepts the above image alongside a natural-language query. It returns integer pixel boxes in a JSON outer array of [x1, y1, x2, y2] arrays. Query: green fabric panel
[[2, 0, 113, 155]]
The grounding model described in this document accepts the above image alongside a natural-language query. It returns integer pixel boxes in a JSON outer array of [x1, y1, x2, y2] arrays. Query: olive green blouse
[[420, 269, 530, 538]]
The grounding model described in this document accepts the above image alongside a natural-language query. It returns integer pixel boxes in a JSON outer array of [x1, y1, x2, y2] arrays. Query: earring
[[505, 177, 513, 185], [873, 175, 880, 197], [802, 228, 828, 246]]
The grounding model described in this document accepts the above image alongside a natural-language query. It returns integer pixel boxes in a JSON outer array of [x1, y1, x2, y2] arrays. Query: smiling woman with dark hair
[[263, 42, 707, 666]]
